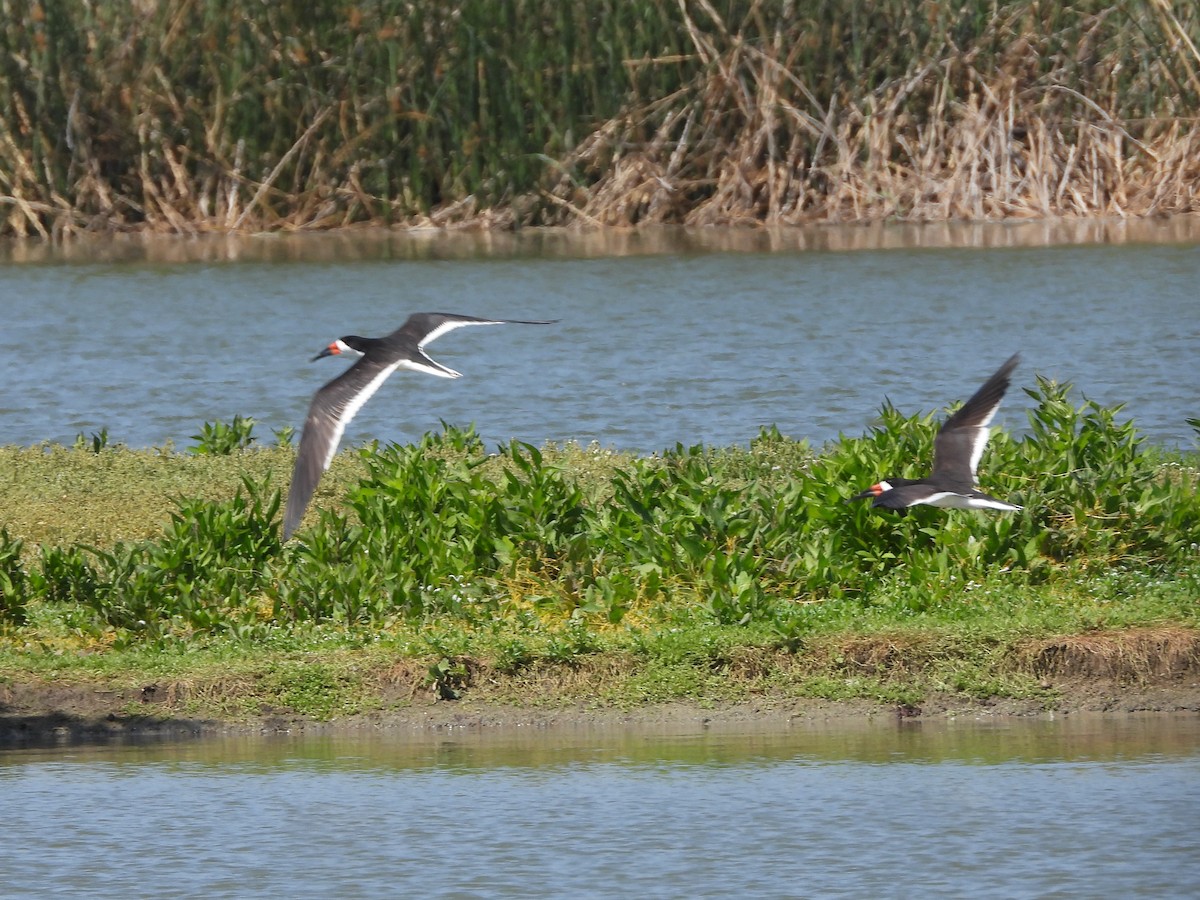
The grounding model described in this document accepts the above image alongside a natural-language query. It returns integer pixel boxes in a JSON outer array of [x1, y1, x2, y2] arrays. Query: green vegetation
[[188, 415, 259, 456], [1, 1, 1198, 235], [1, 380, 1197, 718]]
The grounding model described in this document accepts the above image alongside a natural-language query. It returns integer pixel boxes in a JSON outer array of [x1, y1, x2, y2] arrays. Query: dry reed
[[0, 0, 1197, 236], [551, 1, 1200, 225]]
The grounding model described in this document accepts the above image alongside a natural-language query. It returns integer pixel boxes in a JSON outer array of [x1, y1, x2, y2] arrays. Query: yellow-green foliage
[[0, 444, 294, 547], [0, 380, 1197, 649]]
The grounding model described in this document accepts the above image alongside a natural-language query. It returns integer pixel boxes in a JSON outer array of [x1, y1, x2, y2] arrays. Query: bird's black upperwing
[[931, 353, 1019, 485], [386, 313, 559, 378]]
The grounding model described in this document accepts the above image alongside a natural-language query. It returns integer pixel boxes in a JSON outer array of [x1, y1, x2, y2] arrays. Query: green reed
[[1, 0, 1196, 234]]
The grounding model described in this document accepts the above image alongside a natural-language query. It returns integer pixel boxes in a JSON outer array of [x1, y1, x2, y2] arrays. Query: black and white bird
[[283, 312, 556, 539], [848, 353, 1022, 512]]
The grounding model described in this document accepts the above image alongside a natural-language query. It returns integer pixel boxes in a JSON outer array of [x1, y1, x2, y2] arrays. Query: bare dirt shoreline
[[3, 673, 1198, 748], [3, 627, 1197, 746]]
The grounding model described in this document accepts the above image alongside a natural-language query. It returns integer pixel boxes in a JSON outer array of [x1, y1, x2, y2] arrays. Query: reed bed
[[1, 0, 1198, 236]]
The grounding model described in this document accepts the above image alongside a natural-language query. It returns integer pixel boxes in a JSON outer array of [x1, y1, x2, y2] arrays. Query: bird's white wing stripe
[[398, 357, 462, 379], [924, 491, 1021, 511], [967, 425, 990, 479], [321, 362, 403, 470], [418, 318, 505, 350], [966, 497, 1023, 511], [919, 491, 963, 507], [975, 400, 1002, 428]]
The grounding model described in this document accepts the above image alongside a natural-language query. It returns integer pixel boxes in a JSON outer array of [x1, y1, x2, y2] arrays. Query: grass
[[0, 379, 1197, 719], [1, 1, 1198, 235], [2, 614, 1195, 720]]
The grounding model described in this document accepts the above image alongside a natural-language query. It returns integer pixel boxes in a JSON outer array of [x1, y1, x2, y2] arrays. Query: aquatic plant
[[17, 478, 281, 635], [0, 529, 28, 624], [73, 428, 110, 453], [189, 416, 258, 455]]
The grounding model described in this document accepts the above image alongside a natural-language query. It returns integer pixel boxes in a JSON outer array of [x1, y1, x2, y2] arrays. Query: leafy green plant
[[0, 529, 28, 623], [189, 416, 257, 455], [73, 427, 110, 453], [31, 545, 101, 605], [3, 382, 1196, 643], [30, 477, 281, 635]]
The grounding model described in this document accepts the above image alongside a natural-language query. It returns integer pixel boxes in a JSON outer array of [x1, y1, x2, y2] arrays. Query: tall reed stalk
[[0, 0, 1196, 235]]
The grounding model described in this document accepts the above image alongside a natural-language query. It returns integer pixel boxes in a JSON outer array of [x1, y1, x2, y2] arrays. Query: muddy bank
[[3, 671, 1198, 749], [3, 627, 1197, 747]]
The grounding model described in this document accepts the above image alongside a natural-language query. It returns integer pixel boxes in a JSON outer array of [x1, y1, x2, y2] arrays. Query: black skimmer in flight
[[282, 312, 557, 539], [848, 353, 1022, 512]]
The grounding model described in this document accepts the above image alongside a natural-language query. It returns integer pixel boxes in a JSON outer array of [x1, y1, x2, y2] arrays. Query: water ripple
[[3, 236, 1198, 452]]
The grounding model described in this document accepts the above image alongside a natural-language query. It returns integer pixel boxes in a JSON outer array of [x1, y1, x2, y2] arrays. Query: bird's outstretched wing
[[283, 355, 402, 539], [931, 353, 1020, 489], [391, 313, 560, 378]]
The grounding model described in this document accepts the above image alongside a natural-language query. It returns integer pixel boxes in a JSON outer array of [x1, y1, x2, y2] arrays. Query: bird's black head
[[312, 335, 370, 362], [844, 478, 918, 505], [846, 483, 887, 504]]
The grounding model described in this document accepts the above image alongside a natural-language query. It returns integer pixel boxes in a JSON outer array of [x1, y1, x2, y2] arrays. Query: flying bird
[[848, 353, 1022, 512], [283, 312, 557, 539]]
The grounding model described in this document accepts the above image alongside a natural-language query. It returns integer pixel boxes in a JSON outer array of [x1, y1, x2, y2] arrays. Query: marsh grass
[[0, 442, 298, 546], [560, 0, 1200, 225], [1, 1, 1198, 236]]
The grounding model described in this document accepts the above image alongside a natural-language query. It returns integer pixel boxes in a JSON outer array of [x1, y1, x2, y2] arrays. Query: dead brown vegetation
[[550, 6, 1200, 225], [1021, 626, 1200, 681]]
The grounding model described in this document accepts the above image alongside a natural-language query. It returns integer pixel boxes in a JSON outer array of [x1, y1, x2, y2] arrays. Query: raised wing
[[931, 353, 1019, 487]]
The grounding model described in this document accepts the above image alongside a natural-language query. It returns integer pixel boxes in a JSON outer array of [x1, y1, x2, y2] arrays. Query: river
[[1, 713, 1197, 898], [3, 219, 1198, 454]]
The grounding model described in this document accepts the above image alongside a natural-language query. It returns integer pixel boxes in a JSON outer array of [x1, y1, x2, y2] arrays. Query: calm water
[[3, 221, 1198, 453], [1, 715, 1198, 898]]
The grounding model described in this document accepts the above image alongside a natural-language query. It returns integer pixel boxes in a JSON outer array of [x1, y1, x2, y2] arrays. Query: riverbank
[[3, 427, 1199, 736], [6, 217, 1200, 267], [2, 364, 1197, 745], [2, 625, 1197, 747]]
